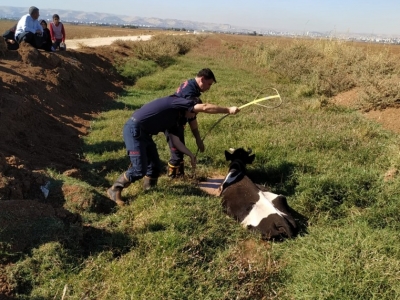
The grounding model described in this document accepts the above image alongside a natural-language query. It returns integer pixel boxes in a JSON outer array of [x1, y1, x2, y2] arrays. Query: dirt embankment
[[0, 40, 131, 298], [0, 42, 126, 198]]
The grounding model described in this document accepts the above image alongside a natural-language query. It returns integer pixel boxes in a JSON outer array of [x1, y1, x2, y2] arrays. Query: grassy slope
[[8, 35, 400, 299]]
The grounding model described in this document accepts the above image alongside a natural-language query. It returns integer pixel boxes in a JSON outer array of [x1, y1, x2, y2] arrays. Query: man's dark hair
[[196, 68, 217, 83]]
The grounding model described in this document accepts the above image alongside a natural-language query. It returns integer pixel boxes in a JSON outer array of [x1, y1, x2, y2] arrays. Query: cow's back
[[221, 175, 260, 222], [222, 177, 297, 240]]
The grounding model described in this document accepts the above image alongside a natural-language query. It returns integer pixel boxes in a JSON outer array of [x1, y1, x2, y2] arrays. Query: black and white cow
[[219, 148, 297, 241]]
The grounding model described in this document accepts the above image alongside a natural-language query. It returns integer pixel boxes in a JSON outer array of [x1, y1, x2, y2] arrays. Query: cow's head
[[218, 148, 255, 193], [220, 148, 298, 241], [225, 148, 255, 167]]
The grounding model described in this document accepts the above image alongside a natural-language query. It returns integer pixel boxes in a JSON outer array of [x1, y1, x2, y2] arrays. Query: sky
[[11, 0, 400, 35]]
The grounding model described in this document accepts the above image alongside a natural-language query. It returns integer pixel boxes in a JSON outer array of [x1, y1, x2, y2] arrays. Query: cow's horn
[[247, 148, 252, 154]]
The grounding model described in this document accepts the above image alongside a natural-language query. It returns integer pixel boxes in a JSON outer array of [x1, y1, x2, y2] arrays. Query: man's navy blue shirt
[[173, 78, 201, 125], [131, 96, 196, 135], [174, 78, 201, 99]]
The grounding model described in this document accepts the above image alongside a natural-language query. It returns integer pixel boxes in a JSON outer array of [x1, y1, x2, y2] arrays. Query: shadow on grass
[[101, 98, 142, 112], [248, 162, 309, 238], [167, 181, 212, 197], [288, 208, 309, 238], [81, 226, 138, 258], [135, 222, 168, 235], [45, 178, 116, 214], [79, 157, 169, 189], [83, 140, 125, 155], [247, 161, 301, 196], [0, 181, 137, 297], [0, 176, 133, 256]]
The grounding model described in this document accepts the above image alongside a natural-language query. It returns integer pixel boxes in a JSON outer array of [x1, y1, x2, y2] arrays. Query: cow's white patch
[[241, 191, 286, 228], [220, 170, 234, 187], [261, 191, 279, 202]]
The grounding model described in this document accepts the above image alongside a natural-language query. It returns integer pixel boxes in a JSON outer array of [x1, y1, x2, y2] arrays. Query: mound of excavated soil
[[1, 43, 121, 165], [0, 41, 130, 296], [0, 42, 125, 199]]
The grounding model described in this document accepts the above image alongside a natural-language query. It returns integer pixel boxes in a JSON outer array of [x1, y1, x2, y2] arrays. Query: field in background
[[2, 24, 400, 299], [0, 19, 170, 39], [3, 18, 400, 53]]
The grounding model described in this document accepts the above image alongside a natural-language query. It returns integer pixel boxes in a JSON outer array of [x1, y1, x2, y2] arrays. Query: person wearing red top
[[49, 14, 66, 51]]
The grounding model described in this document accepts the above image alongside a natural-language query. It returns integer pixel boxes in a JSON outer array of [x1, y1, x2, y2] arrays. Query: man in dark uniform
[[166, 68, 216, 178], [107, 95, 240, 206]]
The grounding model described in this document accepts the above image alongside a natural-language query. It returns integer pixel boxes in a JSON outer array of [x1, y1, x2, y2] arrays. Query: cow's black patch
[[271, 195, 297, 229], [257, 214, 294, 241], [221, 176, 261, 222]]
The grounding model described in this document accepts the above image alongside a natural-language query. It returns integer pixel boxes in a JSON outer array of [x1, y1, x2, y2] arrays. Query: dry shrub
[[131, 38, 179, 62], [358, 74, 400, 111], [355, 50, 400, 110], [126, 34, 204, 66], [235, 37, 400, 109], [112, 39, 132, 49], [76, 42, 91, 49], [269, 39, 361, 97], [152, 34, 203, 55], [239, 41, 282, 68], [270, 40, 324, 83]]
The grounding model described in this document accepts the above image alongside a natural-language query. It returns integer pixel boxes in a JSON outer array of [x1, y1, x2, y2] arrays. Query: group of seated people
[[2, 6, 66, 52]]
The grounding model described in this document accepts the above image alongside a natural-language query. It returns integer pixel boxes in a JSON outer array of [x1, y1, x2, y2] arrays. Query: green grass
[[6, 35, 400, 299]]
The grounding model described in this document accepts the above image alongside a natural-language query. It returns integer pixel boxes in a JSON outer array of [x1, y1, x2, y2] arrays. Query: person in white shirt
[[15, 6, 43, 49]]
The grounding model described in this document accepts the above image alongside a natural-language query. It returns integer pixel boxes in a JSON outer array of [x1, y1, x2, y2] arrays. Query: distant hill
[[0, 6, 246, 33]]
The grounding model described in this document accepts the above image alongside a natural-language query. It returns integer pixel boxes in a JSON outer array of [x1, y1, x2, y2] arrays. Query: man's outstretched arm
[[192, 103, 240, 114]]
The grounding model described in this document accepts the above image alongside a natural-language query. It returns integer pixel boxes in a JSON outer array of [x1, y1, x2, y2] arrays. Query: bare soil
[[0, 38, 132, 298], [332, 88, 400, 133], [198, 176, 224, 196]]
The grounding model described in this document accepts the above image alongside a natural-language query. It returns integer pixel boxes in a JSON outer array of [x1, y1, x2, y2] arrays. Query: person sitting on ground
[[39, 19, 53, 52], [14, 6, 43, 49], [107, 95, 240, 206], [49, 14, 66, 51], [2, 24, 19, 50]]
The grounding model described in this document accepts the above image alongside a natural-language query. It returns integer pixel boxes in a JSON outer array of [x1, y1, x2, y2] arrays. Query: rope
[[195, 88, 282, 158]]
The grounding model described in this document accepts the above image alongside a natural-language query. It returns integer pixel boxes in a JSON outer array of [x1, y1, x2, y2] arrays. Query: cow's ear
[[247, 154, 256, 164], [225, 150, 233, 161]]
